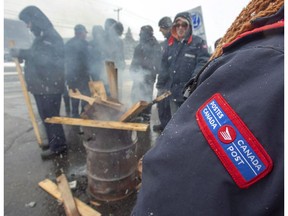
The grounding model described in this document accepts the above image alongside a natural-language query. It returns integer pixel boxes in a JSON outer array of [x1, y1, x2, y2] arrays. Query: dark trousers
[[157, 97, 171, 128], [34, 94, 66, 152]]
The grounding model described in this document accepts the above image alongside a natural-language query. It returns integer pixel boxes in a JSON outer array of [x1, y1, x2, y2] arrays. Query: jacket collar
[[168, 35, 193, 46]]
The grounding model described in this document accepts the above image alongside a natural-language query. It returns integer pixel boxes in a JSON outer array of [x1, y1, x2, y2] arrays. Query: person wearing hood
[[153, 16, 173, 132], [129, 25, 162, 121], [65, 24, 91, 118], [104, 18, 126, 99], [9, 6, 67, 160], [88, 25, 106, 82], [156, 12, 210, 116], [131, 0, 283, 215]]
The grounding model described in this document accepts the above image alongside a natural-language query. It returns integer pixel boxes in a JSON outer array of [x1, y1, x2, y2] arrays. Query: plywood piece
[[38, 179, 101, 216], [45, 117, 149, 132], [119, 101, 149, 122], [89, 81, 107, 100], [56, 174, 80, 216], [105, 61, 118, 100]]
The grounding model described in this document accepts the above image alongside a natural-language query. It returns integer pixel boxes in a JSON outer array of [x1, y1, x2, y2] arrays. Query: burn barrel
[[82, 126, 139, 202]]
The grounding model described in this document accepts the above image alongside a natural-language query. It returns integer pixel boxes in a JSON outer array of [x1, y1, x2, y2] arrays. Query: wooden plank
[[69, 89, 124, 112], [45, 117, 149, 132], [105, 61, 118, 100], [89, 81, 107, 100], [119, 91, 171, 122], [152, 91, 171, 103], [69, 89, 123, 112], [56, 174, 80, 216], [9, 40, 43, 146], [38, 179, 101, 216], [69, 89, 95, 105], [119, 101, 149, 122]]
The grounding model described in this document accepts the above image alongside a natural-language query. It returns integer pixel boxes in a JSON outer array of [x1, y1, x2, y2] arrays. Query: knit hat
[[158, 16, 173, 29], [74, 24, 88, 33]]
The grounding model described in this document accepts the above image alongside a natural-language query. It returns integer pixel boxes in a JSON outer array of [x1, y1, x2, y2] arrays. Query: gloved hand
[[9, 48, 20, 58]]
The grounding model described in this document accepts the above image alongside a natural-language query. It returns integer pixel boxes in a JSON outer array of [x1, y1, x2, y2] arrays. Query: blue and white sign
[[187, 6, 207, 42]]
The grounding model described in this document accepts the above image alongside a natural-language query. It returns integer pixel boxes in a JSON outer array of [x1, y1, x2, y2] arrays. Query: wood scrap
[[119, 91, 171, 122], [38, 179, 101, 216], [69, 89, 124, 112], [119, 101, 149, 122], [105, 61, 118, 100], [45, 117, 149, 132], [88, 81, 107, 100], [56, 174, 80, 216], [9, 40, 43, 146]]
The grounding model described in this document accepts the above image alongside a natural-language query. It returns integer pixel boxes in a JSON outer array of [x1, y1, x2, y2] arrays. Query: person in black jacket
[[65, 24, 91, 118], [104, 19, 126, 99], [157, 12, 210, 115], [153, 16, 173, 132], [132, 1, 284, 215], [130, 25, 162, 120], [88, 25, 106, 82], [10, 6, 67, 160]]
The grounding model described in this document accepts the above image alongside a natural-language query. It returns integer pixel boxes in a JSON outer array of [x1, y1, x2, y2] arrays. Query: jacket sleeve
[[156, 49, 170, 90], [193, 40, 210, 76]]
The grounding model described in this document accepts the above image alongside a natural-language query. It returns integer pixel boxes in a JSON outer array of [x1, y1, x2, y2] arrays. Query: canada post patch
[[196, 93, 273, 188]]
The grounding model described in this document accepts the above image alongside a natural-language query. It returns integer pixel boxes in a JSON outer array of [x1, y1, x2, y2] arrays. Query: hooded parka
[[156, 12, 210, 104], [18, 6, 65, 95]]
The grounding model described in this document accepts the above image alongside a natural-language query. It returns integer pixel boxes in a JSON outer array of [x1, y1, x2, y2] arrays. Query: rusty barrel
[[83, 127, 138, 202]]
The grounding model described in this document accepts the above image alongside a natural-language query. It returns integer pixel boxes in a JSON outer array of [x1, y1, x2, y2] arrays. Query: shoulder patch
[[196, 93, 273, 188]]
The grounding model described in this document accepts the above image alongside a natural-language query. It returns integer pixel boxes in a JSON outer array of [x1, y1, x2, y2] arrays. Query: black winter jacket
[[130, 36, 162, 84], [65, 37, 90, 90], [132, 7, 284, 216], [18, 6, 65, 95], [157, 12, 210, 102]]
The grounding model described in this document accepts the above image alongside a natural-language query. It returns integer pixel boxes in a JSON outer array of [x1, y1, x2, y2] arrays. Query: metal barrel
[[83, 127, 138, 202]]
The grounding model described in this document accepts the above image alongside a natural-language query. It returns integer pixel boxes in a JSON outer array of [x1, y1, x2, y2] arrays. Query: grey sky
[[4, 0, 251, 50]]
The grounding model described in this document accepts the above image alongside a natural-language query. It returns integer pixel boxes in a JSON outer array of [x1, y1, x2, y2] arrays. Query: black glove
[[9, 48, 20, 58]]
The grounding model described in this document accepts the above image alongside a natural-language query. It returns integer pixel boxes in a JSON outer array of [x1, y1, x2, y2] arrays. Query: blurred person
[[10, 6, 67, 160], [104, 18, 126, 99], [65, 24, 91, 118], [88, 25, 106, 81], [130, 25, 162, 121], [153, 16, 173, 132], [156, 12, 210, 116], [132, 0, 284, 215]]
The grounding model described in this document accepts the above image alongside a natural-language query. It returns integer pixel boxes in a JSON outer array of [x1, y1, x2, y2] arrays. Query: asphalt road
[[4, 63, 160, 216]]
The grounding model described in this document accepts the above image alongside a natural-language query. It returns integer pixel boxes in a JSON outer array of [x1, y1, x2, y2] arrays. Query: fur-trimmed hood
[[171, 11, 192, 41]]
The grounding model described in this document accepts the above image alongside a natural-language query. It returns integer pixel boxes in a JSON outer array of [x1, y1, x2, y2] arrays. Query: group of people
[[64, 19, 126, 118], [9, 6, 126, 159], [130, 12, 210, 130], [10, 5, 210, 159]]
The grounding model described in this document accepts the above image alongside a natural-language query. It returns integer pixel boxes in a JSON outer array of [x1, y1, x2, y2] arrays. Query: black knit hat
[[74, 24, 88, 33], [140, 25, 153, 35], [158, 16, 172, 29]]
